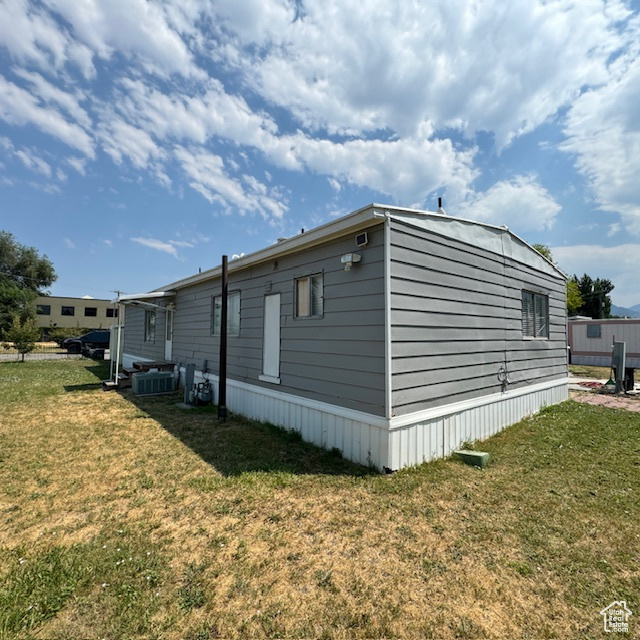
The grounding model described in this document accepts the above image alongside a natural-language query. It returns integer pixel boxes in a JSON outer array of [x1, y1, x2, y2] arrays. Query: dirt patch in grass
[[1, 361, 638, 639]]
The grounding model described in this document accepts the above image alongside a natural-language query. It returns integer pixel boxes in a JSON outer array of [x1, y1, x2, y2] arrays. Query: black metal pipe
[[218, 255, 228, 420]]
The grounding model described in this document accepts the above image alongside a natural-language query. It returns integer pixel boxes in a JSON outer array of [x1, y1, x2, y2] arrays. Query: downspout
[[498, 231, 511, 391], [384, 213, 393, 419]]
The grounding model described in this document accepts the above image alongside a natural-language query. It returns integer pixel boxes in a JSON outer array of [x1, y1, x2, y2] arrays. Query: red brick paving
[[570, 390, 640, 412]]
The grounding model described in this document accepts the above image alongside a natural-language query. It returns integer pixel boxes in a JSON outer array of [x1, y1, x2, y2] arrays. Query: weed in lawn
[[178, 562, 207, 612], [0, 529, 167, 639]]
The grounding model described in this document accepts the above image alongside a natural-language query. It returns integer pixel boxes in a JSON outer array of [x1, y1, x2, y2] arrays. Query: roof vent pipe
[[437, 197, 446, 215]]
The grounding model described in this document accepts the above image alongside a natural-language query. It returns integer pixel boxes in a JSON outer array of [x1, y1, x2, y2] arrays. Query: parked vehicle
[[63, 330, 110, 354]]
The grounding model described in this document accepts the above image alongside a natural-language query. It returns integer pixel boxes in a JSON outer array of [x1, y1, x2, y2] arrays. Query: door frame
[[259, 293, 281, 384]]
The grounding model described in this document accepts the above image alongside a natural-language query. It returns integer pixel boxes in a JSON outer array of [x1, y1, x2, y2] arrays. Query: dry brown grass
[[1, 360, 638, 639]]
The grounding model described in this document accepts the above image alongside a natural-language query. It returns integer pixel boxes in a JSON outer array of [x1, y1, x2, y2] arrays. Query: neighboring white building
[[568, 317, 640, 368]]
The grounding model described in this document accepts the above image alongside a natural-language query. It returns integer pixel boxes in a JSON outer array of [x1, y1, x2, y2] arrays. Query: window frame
[[586, 324, 601, 338], [211, 290, 241, 337], [36, 304, 51, 315], [106, 308, 118, 318], [144, 309, 156, 343], [521, 290, 549, 339], [294, 273, 324, 319], [61, 305, 75, 316], [84, 307, 98, 317]]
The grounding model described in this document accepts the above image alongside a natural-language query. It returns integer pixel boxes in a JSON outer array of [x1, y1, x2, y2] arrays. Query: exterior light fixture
[[340, 253, 362, 271]]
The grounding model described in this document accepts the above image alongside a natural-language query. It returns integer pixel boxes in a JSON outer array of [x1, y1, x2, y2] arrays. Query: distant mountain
[[611, 304, 640, 318]]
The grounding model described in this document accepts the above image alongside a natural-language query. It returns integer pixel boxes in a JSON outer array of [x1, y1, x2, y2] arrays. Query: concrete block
[[453, 449, 490, 468]]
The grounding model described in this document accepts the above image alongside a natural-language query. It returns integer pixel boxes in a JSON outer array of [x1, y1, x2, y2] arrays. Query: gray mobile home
[[568, 317, 640, 368], [119, 204, 568, 470]]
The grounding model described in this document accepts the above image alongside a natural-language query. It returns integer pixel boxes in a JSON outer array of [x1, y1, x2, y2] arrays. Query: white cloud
[[0, 0, 93, 75], [552, 243, 640, 308], [174, 146, 288, 220], [220, 0, 629, 146], [0, 0, 637, 253], [13, 68, 92, 128], [97, 116, 165, 169], [15, 148, 51, 176], [561, 20, 640, 236], [0, 74, 94, 156], [64, 237, 75, 249], [66, 156, 86, 175], [456, 175, 561, 232], [130, 237, 178, 258], [45, 0, 203, 79]]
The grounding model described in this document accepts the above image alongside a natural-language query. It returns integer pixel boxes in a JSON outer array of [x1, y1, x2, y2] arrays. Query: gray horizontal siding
[[390, 219, 567, 415], [123, 306, 165, 362], [141, 224, 387, 416]]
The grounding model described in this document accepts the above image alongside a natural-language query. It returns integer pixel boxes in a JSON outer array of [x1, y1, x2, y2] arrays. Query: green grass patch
[[569, 364, 612, 379], [0, 360, 638, 639]]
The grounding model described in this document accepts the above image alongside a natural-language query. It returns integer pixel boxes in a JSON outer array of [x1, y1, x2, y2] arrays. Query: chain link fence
[[0, 342, 85, 362]]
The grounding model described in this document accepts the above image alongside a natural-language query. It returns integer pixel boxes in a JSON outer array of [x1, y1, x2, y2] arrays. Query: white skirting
[[386, 380, 568, 470], [122, 353, 568, 471]]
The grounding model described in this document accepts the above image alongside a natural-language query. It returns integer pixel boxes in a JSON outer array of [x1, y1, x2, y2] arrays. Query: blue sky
[[1, 0, 639, 307]]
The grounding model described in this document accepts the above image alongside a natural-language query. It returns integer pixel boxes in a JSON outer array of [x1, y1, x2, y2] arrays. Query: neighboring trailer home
[[119, 204, 568, 471], [568, 317, 640, 368]]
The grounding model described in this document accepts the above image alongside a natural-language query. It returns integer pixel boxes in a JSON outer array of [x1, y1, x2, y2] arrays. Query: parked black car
[[63, 330, 110, 354]]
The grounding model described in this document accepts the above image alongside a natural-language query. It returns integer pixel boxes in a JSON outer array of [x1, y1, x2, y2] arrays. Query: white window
[[295, 274, 323, 318], [212, 290, 240, 336], [144, 310, 156, 342], [522, 291, 548, 338]]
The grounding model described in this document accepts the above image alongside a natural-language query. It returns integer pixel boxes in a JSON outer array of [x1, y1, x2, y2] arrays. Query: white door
[[164, 308, 174, 360], [260, 294, 281, 383]]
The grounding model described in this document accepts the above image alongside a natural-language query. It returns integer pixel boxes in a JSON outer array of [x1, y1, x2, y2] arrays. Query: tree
[[573, 274, 614, 319], [2, 316, 40, 361], [531, 244, 617, 318], [566, 278, 583, 316], [532, 243, 553, 262], [532, 244, 585, 315], [0, 231, 56, 333]]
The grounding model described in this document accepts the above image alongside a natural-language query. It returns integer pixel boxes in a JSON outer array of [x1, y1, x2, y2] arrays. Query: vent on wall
[[355, 232, 368, 247], [132, 371, 175, 395]]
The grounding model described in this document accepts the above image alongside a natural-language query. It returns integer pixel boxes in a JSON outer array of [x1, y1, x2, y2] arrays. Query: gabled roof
[[146, 203, 566, 293]]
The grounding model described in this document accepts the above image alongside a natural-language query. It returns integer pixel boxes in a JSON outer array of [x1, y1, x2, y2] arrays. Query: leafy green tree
[[532, 243, 553, 262], [0, 231, 56, 333], [566, 278, 583, 316], [2, 316, 40, 361], [532, 244, 585, 316]]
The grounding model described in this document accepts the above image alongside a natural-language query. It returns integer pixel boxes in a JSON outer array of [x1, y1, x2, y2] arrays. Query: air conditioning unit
[[132, 371, 175, 395]]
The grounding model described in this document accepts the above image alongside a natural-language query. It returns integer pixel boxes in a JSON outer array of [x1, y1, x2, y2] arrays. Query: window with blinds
[[295, 273, 323, 318], [522, 291, 549, 338], [212, 290, 241, 336]]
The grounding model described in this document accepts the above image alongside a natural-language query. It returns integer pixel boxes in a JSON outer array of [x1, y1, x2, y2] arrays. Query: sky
[[0, 0, 639, 308]]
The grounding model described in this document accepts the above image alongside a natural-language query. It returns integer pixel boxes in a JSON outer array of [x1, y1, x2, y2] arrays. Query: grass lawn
[[568, 364, 612, 380], [1, 360, 638, 639]]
